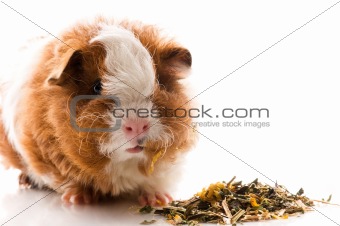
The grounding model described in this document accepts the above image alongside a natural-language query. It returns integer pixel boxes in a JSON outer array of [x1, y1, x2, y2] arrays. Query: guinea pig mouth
[[126, 145, 144, 153]]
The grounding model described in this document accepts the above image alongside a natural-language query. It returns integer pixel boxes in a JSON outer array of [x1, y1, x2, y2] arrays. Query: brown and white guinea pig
[[0, 17, 196, 205]]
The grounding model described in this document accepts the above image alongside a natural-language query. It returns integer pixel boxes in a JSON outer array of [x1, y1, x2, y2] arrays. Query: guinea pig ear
[[160, 47, 192, 79], [47, 48, 83, 85]]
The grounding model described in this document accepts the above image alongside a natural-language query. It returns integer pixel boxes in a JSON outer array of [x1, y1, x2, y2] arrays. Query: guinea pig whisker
[[76, 112, 105, 122], [65, 91, 77, 119], [98, 132, 109, 146], [163, 125, 175, 147], [75, 111, 111, 157]]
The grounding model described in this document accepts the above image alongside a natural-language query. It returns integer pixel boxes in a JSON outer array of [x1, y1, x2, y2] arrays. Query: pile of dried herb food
[[140, 176, 315, 225]]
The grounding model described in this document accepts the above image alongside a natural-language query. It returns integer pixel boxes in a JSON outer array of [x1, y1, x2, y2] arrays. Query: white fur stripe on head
[[91, 25, 155, 101]]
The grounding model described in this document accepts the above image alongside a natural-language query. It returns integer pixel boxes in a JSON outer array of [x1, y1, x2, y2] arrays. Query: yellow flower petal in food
[[196, 182, 226, 203], [148, 149, 165, 175], [250, 197, 260, 207], [174, 215, 183, 224]]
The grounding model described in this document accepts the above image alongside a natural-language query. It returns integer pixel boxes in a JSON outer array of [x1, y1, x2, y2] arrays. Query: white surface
[[1, 0, 340, 226]]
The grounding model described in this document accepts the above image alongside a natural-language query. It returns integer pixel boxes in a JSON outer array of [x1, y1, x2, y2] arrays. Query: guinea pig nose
[[123, 119, 149, 138]]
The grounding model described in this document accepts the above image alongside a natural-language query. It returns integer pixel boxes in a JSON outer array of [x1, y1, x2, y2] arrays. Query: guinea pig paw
[[18, 173, 36, 189], [138, 192, 173, 206], [61, 187, 98, 204]]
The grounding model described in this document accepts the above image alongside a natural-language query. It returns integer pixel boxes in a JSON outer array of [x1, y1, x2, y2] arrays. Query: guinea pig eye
[[93, 80, 102, 95]]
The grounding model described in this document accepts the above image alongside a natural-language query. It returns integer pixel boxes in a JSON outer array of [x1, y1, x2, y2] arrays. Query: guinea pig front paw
[[18, 173, 38, 189], [138, 192, 173, 206], [61, 186, 99, 204]]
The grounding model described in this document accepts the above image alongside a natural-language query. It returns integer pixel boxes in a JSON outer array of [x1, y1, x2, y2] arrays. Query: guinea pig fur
[[0, 17, 196, 205]]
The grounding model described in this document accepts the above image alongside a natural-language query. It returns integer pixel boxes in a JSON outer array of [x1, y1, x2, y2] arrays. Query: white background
[[0, 0, 340, 226]]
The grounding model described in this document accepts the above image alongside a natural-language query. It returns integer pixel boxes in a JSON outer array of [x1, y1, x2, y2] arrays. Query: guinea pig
[[0, 17, 196, 205]]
